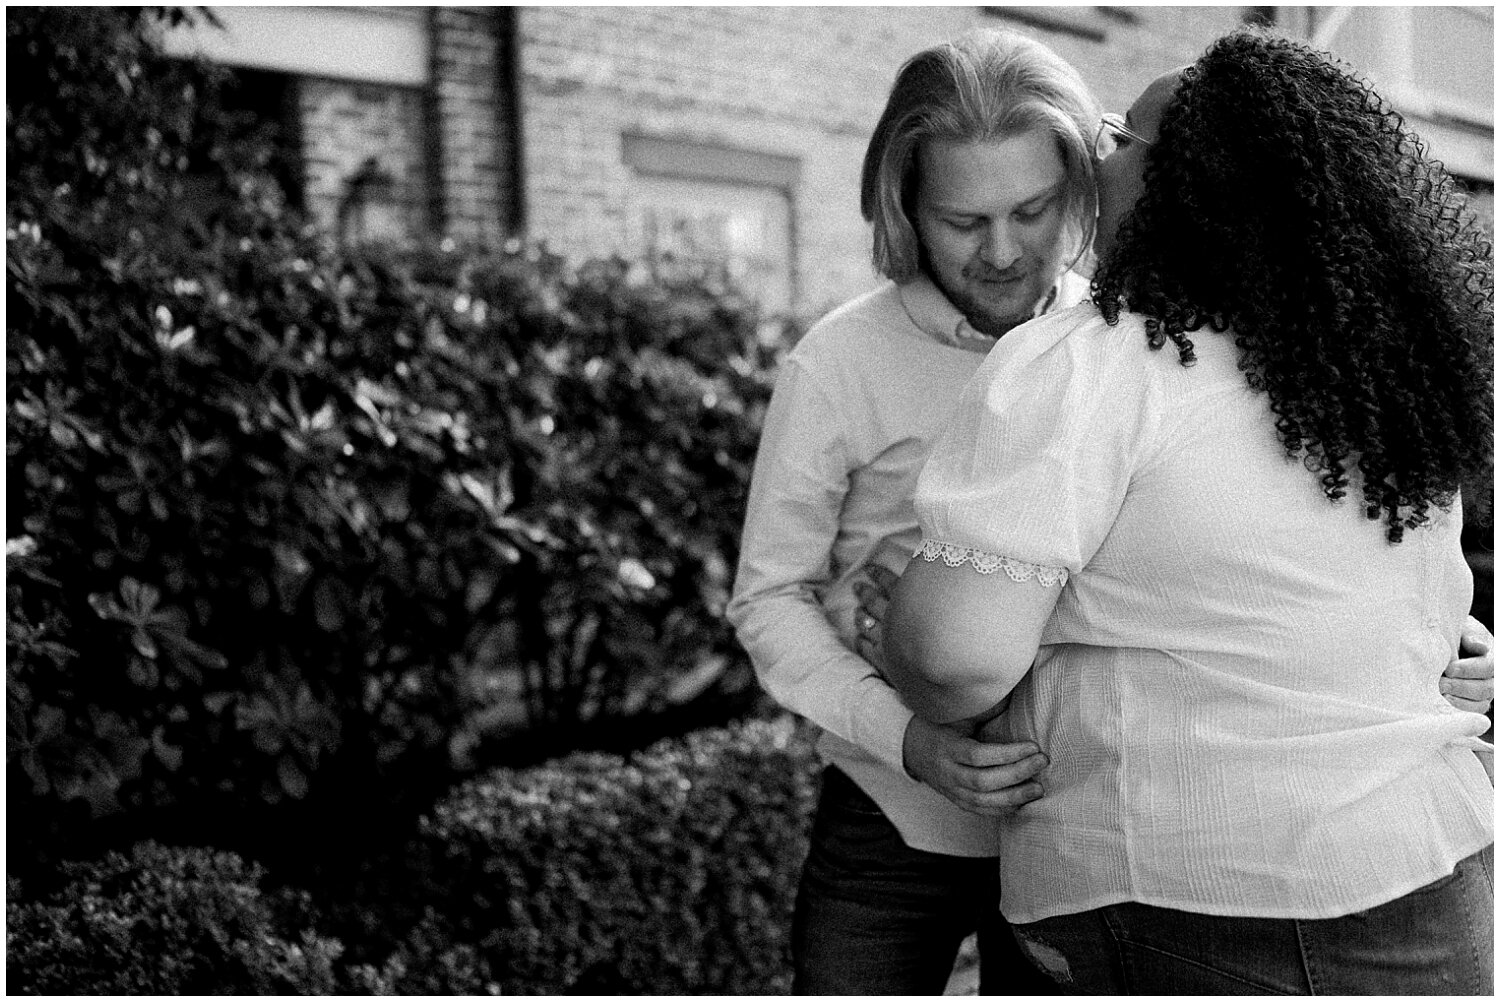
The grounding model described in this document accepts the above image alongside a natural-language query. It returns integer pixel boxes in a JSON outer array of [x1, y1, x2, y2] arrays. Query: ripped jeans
[[1010, 846, 1493, 995]]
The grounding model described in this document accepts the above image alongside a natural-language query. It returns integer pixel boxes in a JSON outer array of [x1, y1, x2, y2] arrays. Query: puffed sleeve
[[914, 306, 1162, 577]]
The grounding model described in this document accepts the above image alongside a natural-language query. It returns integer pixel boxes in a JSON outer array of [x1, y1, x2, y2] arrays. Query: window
[[623, 134, 800, 314], [162, 7, 431, 240]]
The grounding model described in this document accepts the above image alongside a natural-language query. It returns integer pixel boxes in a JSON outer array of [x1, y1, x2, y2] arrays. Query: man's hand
[[1442, 615, 1495, 715], [902, 714, 1047, 817]]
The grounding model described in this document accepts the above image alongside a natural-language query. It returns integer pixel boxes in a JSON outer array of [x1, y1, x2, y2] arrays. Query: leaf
[[371, 479, 411, 521], [312, 577, 345, 632], [87, 591, 124, 620], [149, 605, 190, 634], [19, 748, 51, 795], [617, 557, 656, 591], [464, 569, 499, 613], [151, 726, 183, 771], [664, 655, 728, 705], [251, 724, 284, 756], [277, 754, 309, 799], [202, 691, 236, 715], [32, 704, 67, 741], [130, 627, 158, 659], [164, 649, 203, 686], [271, 541, 312, 577], [164, 634, 228, 671], [119, 576, 160, 617], [127, 654, 160, 688]]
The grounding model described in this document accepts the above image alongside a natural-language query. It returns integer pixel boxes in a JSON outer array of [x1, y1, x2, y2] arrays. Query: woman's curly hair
[[1091, 29, 1493, 542]]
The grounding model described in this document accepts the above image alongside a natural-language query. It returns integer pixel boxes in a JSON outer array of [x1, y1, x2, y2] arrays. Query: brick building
[[164, 5, 1494, 321]]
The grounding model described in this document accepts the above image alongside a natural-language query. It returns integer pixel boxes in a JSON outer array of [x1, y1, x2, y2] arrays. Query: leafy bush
[[8, 6, 785, 861], [416, 715, 820, 994], [7, 843, 347, 995], [6, 842, 501, 995]]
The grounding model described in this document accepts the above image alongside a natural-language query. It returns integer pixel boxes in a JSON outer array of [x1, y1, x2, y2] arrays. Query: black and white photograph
[[7, 5, 1494, 995]]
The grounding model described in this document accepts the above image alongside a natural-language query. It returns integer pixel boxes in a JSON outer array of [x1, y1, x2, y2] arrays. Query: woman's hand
[[1442, 616, 1495, 715], [901, 713, 1047, 817]]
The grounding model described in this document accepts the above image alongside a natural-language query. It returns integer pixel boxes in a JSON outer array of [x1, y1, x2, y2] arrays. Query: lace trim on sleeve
[[913, 539, 1069, 587]]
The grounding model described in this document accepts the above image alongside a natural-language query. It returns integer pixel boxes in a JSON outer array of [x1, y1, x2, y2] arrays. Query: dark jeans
[[791, 766, 1060, 995], [1011, 846, 1494, 995]]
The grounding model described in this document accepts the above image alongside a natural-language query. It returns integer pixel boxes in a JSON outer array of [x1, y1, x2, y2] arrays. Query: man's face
[[913, 130, 1070, 337]]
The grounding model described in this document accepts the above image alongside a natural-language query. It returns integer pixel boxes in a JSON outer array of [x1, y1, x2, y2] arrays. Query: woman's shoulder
[[1008, 301, 1151, 352], [996, 304, 1232, 389], [979, 303, 1153, 389]]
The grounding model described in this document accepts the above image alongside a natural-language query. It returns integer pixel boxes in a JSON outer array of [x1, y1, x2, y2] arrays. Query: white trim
[[161, 6, 427, 86]]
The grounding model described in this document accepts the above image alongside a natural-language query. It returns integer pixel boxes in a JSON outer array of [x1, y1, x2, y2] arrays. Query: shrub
[[6, 844, 505, 996], [8, 843, 353, 995], [416, 715, 820, 994], [8, 7, 786, 861], [6, 843, 503, 996]]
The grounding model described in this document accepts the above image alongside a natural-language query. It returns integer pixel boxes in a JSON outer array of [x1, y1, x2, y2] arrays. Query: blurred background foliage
[[7, 5, 797, 966]]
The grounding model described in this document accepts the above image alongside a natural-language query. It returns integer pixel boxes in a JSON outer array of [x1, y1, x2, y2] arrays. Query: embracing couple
[[728, 24, 1495, 996]]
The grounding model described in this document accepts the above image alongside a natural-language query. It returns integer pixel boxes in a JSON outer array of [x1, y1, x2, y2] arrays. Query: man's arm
[[726, 360, 916, 774]]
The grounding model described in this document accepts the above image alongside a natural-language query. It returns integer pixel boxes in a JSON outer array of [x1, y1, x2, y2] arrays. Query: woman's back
[[929, 306, 1495, 922]]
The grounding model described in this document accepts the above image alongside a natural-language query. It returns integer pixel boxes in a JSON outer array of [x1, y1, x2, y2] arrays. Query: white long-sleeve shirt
[[727, 274, 1086, 856]]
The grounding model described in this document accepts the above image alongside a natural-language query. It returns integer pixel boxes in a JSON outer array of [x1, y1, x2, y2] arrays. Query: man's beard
[[930, 271, 1038, 338]]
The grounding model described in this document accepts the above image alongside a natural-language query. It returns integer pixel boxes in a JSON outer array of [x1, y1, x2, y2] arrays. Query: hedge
[[416, 714, 821, 994], [4, 841, 502, 996], [7, 717, 823, 995]]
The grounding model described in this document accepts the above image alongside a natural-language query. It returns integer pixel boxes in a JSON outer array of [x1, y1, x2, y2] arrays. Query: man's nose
[[979, 222, 1022, 271]]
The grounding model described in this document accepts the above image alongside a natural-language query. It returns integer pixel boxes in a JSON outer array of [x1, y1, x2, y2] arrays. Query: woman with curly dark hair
[[881, 29, 1494, 994]]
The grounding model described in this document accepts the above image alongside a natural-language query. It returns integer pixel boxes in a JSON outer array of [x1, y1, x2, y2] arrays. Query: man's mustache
[[963, 264, 1027, 282]]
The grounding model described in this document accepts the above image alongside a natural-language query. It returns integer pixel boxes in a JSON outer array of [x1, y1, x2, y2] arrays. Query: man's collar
[[897, 273, 1073, 353], [897, 274, 993, 353]]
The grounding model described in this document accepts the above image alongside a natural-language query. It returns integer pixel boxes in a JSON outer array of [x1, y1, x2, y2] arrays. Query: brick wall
[[299, 78, 427, 240], [432, 8, 515, 244], [514, 6, 1249, 320], [199, 7, 1489, 315]]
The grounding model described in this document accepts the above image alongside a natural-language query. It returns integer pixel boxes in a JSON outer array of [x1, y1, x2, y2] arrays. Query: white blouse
[[914, 303, 1494, 922]]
